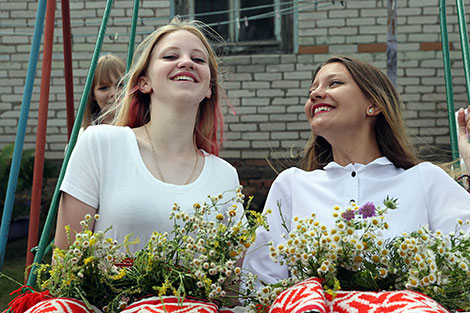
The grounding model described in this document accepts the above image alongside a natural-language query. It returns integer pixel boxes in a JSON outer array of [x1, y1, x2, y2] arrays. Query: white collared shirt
[[243, 157, 470, 287]]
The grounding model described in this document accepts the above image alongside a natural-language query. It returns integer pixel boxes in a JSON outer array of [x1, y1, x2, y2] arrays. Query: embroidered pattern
[[268, 278, 450, 313], [120, 296, 218, 313], [24, 298, 94, 313], [269, 277, 327, 313], [329, 290, 450, 313]]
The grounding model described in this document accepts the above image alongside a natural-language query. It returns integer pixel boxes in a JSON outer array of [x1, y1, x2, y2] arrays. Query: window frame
[[174, 0, 293, 55]]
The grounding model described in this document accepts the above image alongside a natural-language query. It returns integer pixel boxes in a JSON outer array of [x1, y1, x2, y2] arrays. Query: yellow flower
[[216, 213, 224, 221], [111, 269, 127, 280], [84, 256, 95, 265]]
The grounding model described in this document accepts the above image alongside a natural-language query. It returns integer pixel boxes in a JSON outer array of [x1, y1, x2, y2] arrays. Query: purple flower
[[342, 209, 356, 221], [358, 202, 376, 218]]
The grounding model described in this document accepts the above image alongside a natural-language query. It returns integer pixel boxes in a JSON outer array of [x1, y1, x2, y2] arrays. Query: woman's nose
[[310, 87, 326, 100], [108, 86, 117, 98], [178, 55, 195, 69]]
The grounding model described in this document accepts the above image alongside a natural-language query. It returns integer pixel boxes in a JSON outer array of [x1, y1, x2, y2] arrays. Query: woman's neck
[[147, 101, 198, 155], [328, 130, 382, 166]]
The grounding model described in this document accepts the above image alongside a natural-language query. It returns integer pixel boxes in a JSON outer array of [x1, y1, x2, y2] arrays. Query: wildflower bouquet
[[245, 198, 470, 312], [392, 223, 470, 310], [35, 214, 136, 310], [35, 188, 269, 312], [111, 191, 269, 310]]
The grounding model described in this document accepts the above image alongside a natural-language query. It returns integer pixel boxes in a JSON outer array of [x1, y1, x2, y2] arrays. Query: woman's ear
[[205, 84, 212, 99], [366, 104, 381, 116], [138, 76, 152, 94]]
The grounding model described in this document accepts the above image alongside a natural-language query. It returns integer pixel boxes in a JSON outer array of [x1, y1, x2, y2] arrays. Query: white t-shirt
[[242, 157, 470, 286], [60, 125, 240, 252]]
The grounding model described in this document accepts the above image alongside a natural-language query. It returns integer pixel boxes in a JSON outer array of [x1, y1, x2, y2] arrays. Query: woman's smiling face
[[93, 75, 121, 111], [304, 62, 374, 140], [140, 29, 212, 105]]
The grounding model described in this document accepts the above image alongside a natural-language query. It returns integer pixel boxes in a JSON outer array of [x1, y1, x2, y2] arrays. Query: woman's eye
[[98, 86, 109, 91], [330, 80, 343, 87], [162, 55, 177, 60], [192, 57, 206, 64]]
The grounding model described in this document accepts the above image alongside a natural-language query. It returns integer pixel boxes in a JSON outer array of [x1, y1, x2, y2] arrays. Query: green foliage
[[0, 143, 56, 220]]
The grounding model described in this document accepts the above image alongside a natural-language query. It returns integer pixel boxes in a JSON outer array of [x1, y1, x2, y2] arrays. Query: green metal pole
[[126, 0, 140, 73], [27, 0, 115, 286], [439, 0, 460, 162], [456, 0, 470, 104]]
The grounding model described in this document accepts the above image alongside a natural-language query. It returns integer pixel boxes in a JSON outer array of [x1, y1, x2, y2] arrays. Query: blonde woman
[[22, 18, 241, 313]]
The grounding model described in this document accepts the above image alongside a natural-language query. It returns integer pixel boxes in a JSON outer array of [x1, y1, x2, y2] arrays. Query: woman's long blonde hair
[[114, 17, 224, 156], [301, 55, 420, 171]]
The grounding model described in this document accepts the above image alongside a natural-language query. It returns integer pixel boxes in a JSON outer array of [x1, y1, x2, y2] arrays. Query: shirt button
[[351, 171, 356, 177]]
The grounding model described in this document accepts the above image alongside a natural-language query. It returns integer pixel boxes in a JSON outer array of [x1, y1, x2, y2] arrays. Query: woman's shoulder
[[80, 125, 132, 142], [205, 153, 237, 174], [411, 161, 449, 175], [406, 161, 458, 184], [274, 166, 310, 184]]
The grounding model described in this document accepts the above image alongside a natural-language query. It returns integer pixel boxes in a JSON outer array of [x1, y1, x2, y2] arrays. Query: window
[[174, 0, 293, 54]]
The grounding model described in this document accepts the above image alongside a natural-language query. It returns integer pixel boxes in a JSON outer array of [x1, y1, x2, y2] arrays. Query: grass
[[0, 237, 28, 310]]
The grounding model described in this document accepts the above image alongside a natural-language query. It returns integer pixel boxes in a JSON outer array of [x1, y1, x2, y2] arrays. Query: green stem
[[0, 272, 23, 286]]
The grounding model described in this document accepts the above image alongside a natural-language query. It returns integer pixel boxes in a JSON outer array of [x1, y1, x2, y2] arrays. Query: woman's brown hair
[[83, 54, 126, 129], [301, 55, 420, 171]]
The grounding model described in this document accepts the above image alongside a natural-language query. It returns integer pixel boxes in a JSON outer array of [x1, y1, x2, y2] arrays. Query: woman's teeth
[[173, 76, 194, 82], [314, 106, 333, 115]]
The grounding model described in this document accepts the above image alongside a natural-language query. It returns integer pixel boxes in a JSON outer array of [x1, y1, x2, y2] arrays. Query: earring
[[368, 108, 373, 114]]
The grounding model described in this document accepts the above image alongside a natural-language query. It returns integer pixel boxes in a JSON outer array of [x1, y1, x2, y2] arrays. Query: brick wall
[[0, 0, 468, 207]]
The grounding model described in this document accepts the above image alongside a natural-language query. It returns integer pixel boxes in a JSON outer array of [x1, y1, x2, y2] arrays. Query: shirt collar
[[324, 156, 393, 170]]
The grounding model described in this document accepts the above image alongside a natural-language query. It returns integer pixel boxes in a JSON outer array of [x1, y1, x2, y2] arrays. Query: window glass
[[239, 0, 275, 41], [195, 1, 230, 41]]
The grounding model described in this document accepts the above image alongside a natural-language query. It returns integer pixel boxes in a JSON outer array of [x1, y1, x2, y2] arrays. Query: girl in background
[[82, 54, 126, 129]]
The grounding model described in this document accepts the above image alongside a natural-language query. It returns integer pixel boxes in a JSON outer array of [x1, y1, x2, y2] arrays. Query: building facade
[[0, 0, 468, 206]]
